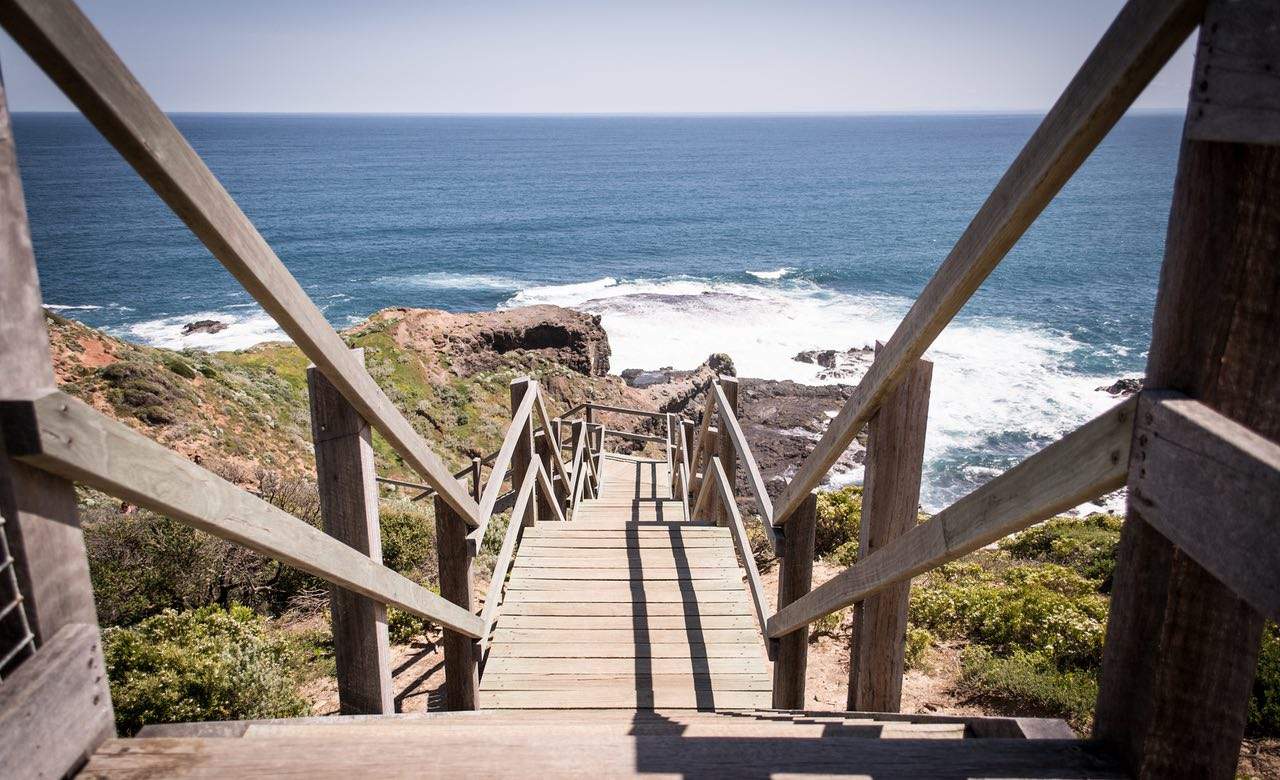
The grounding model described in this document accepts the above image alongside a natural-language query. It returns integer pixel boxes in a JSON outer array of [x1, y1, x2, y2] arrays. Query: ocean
[[13, 112, 1182, 511]]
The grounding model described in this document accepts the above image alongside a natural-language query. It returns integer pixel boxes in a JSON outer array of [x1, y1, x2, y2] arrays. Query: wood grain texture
[[772, 492, 816, 709], [0, 623, 113, 780], [78, 734, 1125, 778], [0, 0, 481, 523], [307, 352, 392, 715], [434, 495, 479, 710], [710, 457, 771, 659], [0, 79, 102, 666], [849, 351, 932, 713], [1096, 14, 1280, 771], [2, 391, 483, 638], [478, 463, 537, 648], [712, 378, 738, 527], [770, 0, 1204, 525], [1185, 0, 1280, 145], [1128, 393, 1280, 618], [768, 398, 1134, 638], [508, 378, 538, 530]]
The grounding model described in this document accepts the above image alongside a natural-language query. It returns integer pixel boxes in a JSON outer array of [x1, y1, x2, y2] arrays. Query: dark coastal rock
[[182, 319, 228, 336], [357, 305, 611, 377], [793, 346, 875, 381], [1096, 377, 1143, 397]]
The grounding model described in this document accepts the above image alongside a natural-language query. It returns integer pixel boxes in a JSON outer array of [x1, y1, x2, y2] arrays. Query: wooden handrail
[[479, 462, 539, 650], [602, 429, 668, 444], [468, 387, 539, 546], [533, 392, 573, 499], [0, 0, 485, 526], [769, 0, 1204, 526], [766, 398, 1135, 639], [708, 456, 773, 660], [0, 391, 485, 638], [712, 382, 777, 549], [584, 403, 666, 420]]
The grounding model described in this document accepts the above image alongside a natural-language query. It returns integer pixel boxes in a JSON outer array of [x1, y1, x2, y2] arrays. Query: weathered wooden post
[[847, 349, 932, 712], [0, 84, 115, 774], [307, 349, 393, 715], [772, 491, 817, 709], [469, 456, 482, 502], [666, 412, 679, 498], [434, 494, 479, 710], [1095, 3, 1279, 776], [713, 376, 739, 525], [510, 378, 538, 527]]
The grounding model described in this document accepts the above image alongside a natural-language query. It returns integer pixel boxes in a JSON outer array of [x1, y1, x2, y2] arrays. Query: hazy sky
[[0, 1, 1196, 114]]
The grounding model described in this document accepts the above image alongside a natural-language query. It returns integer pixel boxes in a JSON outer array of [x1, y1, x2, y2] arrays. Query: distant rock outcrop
[[182, 319, 228, 335], [1096, 377, 1143, 397], [793, 345, 875, 381]]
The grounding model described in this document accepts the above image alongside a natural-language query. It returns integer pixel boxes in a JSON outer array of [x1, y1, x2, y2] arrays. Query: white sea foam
[[507, 275, 1124, 511], [117, 309, 288, 352], [387, 272, 524, 291], [47, 304, 104, 311], [746, 267, 794, 281]]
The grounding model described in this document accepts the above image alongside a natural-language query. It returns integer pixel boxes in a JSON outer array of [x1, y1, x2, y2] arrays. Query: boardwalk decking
[[481, 454, 772, 709]]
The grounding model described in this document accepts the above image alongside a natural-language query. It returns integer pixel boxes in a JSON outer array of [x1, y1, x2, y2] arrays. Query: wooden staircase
[[481, 454, 772, 710]]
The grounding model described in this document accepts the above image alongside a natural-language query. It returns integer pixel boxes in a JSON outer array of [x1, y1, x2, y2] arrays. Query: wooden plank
[[767, 398, 1135, 638], [688, 391, 717, 500], [488, 643, 765, 659], [509, 568, 737, 581], [0, 0, 484, 523], [467, 384, 536, 546], [503, 590, 750, 604], [495, 614, 757, 630], [80, 735, 1126, 778], [0, 77, 101, 658], [1096, 10, 1280, 772], [516, 538, 730, 549], [307, 351, 392, 715], [489, 628, 763, 644], [434, 494, 479, 710], [480, 673, 772, 691], [499, 601, 753, 618], [770, 0, 1204, 526], [480, 690, 770, 709], [0, 623, 113, 780], [2, 391, 484, 638], [773, 492, 817, 710], [504, 579, 743, 592], [508, 378, 538, 530], [534, 459, 566, 524], [711, 457, 771, 659], [849, 350, 932, 713], [1127, 393, 1280, 618], [483, 657, 765, 675], [585, 403, 666, 420], [1185, 0, 1280, 145], [515, 553, 736, 566], [533, 391, 572, 505]]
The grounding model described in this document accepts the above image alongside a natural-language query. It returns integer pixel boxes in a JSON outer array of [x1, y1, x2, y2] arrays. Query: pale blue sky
[[0, 1, 1196, 114]]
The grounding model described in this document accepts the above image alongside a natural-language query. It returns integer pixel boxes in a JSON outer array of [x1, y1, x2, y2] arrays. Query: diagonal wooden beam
[[0, 0, 481, 524], [770, 0, 1204, 525]]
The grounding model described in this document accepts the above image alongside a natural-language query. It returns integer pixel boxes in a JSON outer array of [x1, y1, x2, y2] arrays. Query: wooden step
[[489, 628, 763, 644], [499, 601, 754, 617], [81, 733, 1123, 777], [495, 614, 758, 630], [488, 642, 765, 658]]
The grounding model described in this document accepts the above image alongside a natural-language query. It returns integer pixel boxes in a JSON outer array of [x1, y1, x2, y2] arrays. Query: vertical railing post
[[0, 80, 114, 774], [589, 423, 604, 494], [510, 378, 538, 527], [847, 349, 932, 712], [772, 491, 817, 709], [1096, 3, 1278, 776], [434, 494, 479, 710], [307, 349, 393, 715], [682, 419, 696, 504], [469, 456, 482, 502], [665, 412, 679, 498], [713, 376, 739, 526]]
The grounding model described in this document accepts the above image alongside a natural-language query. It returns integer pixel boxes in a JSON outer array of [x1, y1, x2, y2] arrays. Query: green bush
[[1000, 513, 1122, 588], [904, 627, 935, 671], [1251, 622, 1280, 736], [104, 606, 309, 735], [909, 560, 1108, 668], [387, 607, 435, 644], [379, 501, 437, 584], [815, 486, 862, 558], [959, 646, 1098, 733]]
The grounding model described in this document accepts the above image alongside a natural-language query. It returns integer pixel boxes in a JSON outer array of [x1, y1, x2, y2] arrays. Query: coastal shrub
[[959, 646, 1098, 733], [98, 358, 190, 425], [104, 605, 309, 735], [1251, 622, 1280, 736], [1000, 513, 1122, 588], [909, 559, 1108, 668], [387, 607, 436, 644], [164, 356, 198, 379], [815, 485, 862, 559], [379, 501, 437, 584], [904, 627, 934, 671]]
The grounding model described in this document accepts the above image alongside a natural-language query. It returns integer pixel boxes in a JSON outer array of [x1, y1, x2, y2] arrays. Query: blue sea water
[[13, 113, 1182, 509]]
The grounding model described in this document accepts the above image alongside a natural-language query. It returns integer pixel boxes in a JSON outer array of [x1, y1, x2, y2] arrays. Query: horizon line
[[11, 107, 1188, 118]]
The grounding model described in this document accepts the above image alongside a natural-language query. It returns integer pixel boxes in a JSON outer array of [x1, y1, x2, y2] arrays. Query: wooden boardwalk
[[481, 454, 772, 709]]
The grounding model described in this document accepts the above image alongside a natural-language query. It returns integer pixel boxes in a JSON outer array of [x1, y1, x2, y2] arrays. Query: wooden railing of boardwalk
[[0, 0, 1278, 777]]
